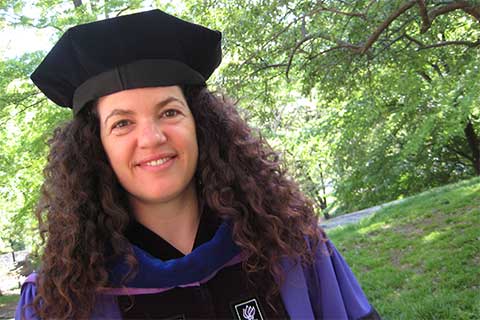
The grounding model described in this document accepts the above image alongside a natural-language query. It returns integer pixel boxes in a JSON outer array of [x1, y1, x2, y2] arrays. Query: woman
[[16, 9, 380, 320]]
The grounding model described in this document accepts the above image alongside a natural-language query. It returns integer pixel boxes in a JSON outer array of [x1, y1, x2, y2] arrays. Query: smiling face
[[97, 86, 198, 207]]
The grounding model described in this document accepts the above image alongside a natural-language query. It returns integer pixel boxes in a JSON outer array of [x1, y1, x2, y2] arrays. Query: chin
[[131, 185, 192, 204], [131, 192, 177, 204]]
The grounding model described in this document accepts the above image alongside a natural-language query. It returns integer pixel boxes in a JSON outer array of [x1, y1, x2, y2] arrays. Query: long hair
[[185, 86, 323, 293], [30, 85, 324, 319]]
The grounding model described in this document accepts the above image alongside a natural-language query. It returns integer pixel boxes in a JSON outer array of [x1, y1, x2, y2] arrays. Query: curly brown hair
[[29, 85, 324, 319]]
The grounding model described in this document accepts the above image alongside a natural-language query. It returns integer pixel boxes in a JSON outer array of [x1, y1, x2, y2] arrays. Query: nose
[[137, 120, 167, 148]]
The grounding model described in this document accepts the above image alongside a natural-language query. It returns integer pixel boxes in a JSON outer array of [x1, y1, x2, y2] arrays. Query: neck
[[129, 183, 200, 255]]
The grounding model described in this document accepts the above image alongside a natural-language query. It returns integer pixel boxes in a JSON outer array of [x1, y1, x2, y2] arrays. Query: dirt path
[[0, 251, 27, 319], [0, 299, 17, 320], [320, 198, 405, 230]]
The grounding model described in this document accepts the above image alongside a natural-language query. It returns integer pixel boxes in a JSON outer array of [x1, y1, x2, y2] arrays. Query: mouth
[[144, 156, 175, 167], [136, 154, 177, 167]]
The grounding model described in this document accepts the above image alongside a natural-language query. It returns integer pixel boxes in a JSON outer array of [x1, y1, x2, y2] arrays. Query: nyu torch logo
[[233, 298, 264, 320], [242, 305, 256, 320]]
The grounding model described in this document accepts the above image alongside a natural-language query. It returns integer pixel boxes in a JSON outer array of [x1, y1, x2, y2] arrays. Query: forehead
[[96, 86, 186, 115]]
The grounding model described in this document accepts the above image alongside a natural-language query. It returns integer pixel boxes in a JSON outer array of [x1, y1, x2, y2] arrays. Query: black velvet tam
[[30, 9, 222, 114]]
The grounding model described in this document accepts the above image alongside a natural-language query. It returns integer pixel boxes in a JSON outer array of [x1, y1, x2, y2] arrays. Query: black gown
[[118, 211, 290, 319]]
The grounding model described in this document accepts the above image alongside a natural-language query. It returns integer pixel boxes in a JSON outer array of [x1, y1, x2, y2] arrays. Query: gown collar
[[124, 210, 220, 260], [109, 217, 241, 288]]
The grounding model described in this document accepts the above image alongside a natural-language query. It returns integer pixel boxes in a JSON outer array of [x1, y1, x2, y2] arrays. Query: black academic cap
[[30, 9, 222, 114]]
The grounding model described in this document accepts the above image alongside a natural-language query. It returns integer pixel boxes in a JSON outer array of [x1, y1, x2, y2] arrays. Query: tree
[[184, 0, 480, 211], [1, 0, 479, 254]]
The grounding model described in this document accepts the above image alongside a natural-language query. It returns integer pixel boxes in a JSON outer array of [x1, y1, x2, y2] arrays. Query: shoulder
[[307, 238, 382, 319], [15, 273, 122, 320], [15, 273, 39, 320]]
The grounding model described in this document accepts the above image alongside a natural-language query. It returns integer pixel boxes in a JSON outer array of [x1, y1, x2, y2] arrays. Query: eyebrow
[[103, 96, 186, 127], [103, 109, 134, 127]]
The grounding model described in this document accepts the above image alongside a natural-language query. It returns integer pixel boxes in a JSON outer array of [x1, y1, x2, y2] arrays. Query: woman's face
[[97, 86, 198, 206]]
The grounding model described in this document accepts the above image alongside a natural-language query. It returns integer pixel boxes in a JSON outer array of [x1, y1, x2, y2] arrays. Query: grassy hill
[[328, 177, 480, 319]]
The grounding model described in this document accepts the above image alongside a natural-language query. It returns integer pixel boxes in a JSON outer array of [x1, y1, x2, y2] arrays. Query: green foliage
[[183, 0, 480, 212], [0, 0, 150, 253], [328, 177, 480, 319], [0, 50, 70, 252], [1, 0, 480, 251]]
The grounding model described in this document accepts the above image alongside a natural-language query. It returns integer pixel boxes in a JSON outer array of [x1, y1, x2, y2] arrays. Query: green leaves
[[187, 0, 480, 212], [1, 0, 480, 252]]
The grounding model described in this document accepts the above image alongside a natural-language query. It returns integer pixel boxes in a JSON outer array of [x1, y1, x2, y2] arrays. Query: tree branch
[[116, 6, 131, 17], [249, 63, 289, 77], [417, 0, 430, 33], [418, 39, 480, 49], [72, 0, 82, 8], [358, 0, 478, 53], [405, 32, 480, 50], [246, 0, 480, 80], [417, 71, 432, 82], [317, 45, 350, 55], [0, 92, 38, 106], [318, 5, 367, 19], [239, 4, 323, 69], [430, 63, 444, 77], [377, 33, 407, 54], [285, 35, 315, 79], [360, 0, 417, 54], [445, 145, 474, 162], [462, 5, 480, 22], [405, 34, 426, 47], [7, 15, 63, 33], [429, 0, 474, 20], [285, 32, 361, 78], [0, 97, 47, 127]]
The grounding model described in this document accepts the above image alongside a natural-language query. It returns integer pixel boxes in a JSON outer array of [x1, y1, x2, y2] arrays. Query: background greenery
[[0, 1, 479, 252], [329, 177, 480, 319]]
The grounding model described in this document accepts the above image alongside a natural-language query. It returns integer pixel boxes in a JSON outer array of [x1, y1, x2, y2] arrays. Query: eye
[[112, 119, 131, 130], [162, 109, 180, 118]]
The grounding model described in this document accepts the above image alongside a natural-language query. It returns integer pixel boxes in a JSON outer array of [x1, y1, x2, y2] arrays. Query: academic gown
[[116, 211, 290, 319], [16, 211, 381, 319]]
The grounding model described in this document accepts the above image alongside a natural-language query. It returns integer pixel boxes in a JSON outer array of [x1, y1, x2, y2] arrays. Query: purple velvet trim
[[25, 273, 36, 283], [15, 280, 39, 320], [16, 239, 375, 320], [279, 258, 315, 319], [312, 240, 372, 319], [109, 221, 240, 288]]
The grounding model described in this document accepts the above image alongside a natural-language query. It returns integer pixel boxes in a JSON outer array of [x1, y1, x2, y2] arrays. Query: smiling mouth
[[136, 155, 177, 168], [145, 157, 174, 166]]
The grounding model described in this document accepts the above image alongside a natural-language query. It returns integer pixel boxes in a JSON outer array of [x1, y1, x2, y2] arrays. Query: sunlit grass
[[328, 177, 480, 319], [0, 294, 19, 307]]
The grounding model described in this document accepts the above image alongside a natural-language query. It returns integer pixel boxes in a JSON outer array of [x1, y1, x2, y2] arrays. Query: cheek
[[170, 123, 198, 157], [101, 137, 131, 175], [186, 127, 199, 163]]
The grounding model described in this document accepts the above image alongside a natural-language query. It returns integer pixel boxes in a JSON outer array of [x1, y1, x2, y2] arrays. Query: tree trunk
[[321, 204, 330, 220], [318, 162, 330, 219], [464, 118, 480, 175], [316, 195, 330, 219], [73, 0, 82, 8]]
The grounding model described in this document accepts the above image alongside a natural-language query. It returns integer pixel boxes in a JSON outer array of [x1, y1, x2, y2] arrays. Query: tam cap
[[30, 9, 222, 114]]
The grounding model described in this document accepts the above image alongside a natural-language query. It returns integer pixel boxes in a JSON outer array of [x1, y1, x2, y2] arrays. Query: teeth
[[145, 157, 171, 166]]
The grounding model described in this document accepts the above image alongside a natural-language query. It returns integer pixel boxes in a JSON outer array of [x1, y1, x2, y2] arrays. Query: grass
[[0, 293, 19, 319], [327, 177, 480, 320], [0, 294, 18, 307]]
